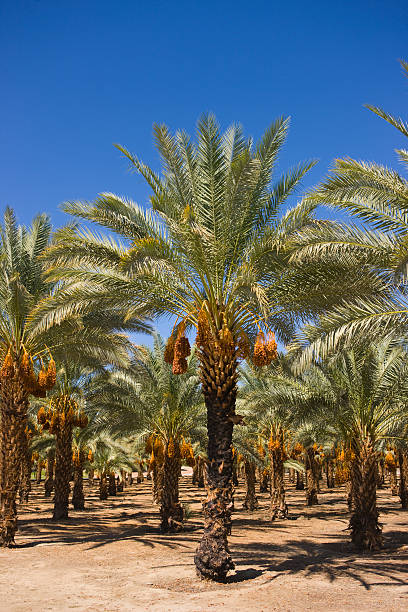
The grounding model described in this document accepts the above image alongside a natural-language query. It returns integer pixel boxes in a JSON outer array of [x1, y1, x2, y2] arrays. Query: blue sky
[[1, 0, 407, 340]]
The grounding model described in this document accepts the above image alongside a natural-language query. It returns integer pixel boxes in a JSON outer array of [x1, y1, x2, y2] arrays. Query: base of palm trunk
[[53, 500, 69, 520], [72, 488, 85, 510], [0, 502, 17, 547], [194, 489, 235, 582], [270, 504, 288, 520], [194, 523, 235, 581], [160, 502, 184, 533], [306, 491, 318, 505], [243, 495, 259, 511], [44, 478, 54, 497], [349, 509, 382, 550]]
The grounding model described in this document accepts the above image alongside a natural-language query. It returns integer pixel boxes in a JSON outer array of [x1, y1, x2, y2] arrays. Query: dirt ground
[[0, 473, 407, 612]]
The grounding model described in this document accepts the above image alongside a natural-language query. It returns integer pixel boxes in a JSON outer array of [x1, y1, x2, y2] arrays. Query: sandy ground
[[0, 474, 407, 612]]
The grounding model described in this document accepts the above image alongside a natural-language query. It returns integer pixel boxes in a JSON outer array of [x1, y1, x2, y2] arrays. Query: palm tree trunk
[[53, 421, 73, 520], [99, 472, 108, 500], [35, 458, 42, 484], [87, 468, 94, 488], [44, 449, 55, 497], [242, 460, 258, 511], [387, 465, 398, 496], [398, 451, 408, 509], [151, 460, 164, 503], [326, 459, 335, 489], [72, 455, 85, 510], [349, 441, 382, 550], [194, 351, 237, 582], [19, 430, 32, 504], [296, 470, 304, 490], [305, 448, 319, 506], [0, 377, 29, 546], [197, 456, 205, 488], [270, 449, 288, 520], [160, 443, 183, 532], [259, 467, 270, 492], [232, 457, 239, 487], [108, 472, 117, 496]]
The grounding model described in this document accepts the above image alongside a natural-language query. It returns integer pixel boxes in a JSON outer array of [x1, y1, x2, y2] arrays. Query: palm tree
[[89, 438, 134, 501], [279, 339, 408, 549], [71, 428, 94, 510], [87, 335, 205, 533], [37, 367, 89, 520], [0, 209, 57, 546], [43, 114, 323, 580]]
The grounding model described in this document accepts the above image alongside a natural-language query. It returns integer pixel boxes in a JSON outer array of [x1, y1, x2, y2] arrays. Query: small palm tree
[[90, 438, 134, 501], [44, 115, 320, 579], [279, 339, 408, 549]]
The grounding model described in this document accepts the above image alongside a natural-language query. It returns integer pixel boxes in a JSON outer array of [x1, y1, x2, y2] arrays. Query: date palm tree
[[0, 209, 57, 546], [273, 338, 408, 549], [42, 114, 326, 580]]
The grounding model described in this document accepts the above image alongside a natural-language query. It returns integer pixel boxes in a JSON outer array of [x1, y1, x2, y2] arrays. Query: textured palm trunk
[[160, 444, 183, 532], [53, 421, 73, 520], [288, 468, 295, 484], [108, 472, 117, 496], [137, 466, 144, 484], [305, 448, 319, 506], [232, 457, 239, 487], [259, 467, 270, 493], [326, 459, 335, 489], [36, 458, 42, 484], [99, 472, 108, 500], [194, 350, 237, 582], [87, 468, 94, 488], [296, 470, 304, 490], [19, 430, 32, 504], [72, 454, 85, 510], [197, 456, 205, 488], [398, 452, 408, 509], [0, 376, 29, 546], [120, 469, 126, 488], [242, 460, 258, 511], [349, 441, 382, 550], [44, 449, 55, 497], [387, 465, 398, 496], [270, 449, 288, 520], [377, 458, 385, 488]]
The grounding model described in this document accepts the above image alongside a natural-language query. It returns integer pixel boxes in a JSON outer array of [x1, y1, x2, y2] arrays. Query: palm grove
[[0, 60, 407, 582]]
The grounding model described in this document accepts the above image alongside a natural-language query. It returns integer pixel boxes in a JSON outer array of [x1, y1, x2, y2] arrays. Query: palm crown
[[43, 114, 318, 345]]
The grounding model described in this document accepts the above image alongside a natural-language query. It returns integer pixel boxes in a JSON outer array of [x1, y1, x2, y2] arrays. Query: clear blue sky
[[1, 0, 407, 340]]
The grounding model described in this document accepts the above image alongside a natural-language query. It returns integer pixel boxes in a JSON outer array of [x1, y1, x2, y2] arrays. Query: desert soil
[[0, 473, 407, 612]]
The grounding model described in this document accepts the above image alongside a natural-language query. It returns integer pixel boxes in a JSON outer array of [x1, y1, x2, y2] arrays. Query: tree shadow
[[233, 533, 408, 591]]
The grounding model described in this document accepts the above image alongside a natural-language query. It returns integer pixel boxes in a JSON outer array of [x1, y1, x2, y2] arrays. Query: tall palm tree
[[0, 209, 57, 546], [41, 114, 327, 579]]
